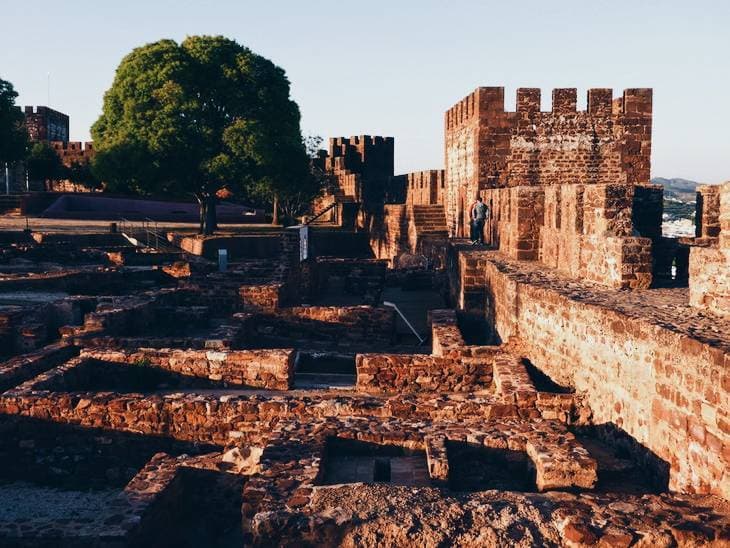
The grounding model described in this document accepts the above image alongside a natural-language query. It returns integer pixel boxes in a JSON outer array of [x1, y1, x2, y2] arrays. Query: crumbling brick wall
[[355, 353, 492, 394], [251, 305, 396, 347], [79, 348, 296, 390]]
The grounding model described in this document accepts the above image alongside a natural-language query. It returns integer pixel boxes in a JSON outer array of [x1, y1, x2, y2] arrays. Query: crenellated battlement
[[445, 87, 652, 129], [51, 141, 94, 153], [444, 84, 653, 239], [328, 135, 395, 157], [50, 141, 95, 167]]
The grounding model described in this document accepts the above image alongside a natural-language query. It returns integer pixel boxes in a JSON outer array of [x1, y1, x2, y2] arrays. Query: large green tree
[[91, 36, 313, 233], [0, 78, 28, 173]]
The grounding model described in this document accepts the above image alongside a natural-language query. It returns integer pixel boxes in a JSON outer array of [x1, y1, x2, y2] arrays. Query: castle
[[0, 84, 727, 545], [2, 106, 96, 194]]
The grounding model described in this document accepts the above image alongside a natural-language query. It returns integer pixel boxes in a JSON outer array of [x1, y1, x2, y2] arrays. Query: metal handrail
[[305, 202, 337, 225], [382, 301, 426, 345], [119, 216, 168, 251]]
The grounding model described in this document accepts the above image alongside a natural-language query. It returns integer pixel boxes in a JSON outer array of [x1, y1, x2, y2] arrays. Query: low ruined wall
[[429, 309, 465, 357], [80, 347, 295, 390], [249, 306, 396, 347], [284, 305, 394, 341], [170, 234, 281, 260], [355, 353, 491, 394], [0, 343, 78, 392], [451, 248, 729, 498], [0, 389, 537, 449], [240, 283, 283, 313]]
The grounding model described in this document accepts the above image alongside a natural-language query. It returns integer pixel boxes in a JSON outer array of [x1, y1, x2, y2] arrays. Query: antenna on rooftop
[[47, 72, 50, 106]]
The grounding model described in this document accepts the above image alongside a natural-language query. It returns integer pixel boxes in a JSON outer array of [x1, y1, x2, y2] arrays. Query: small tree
[[91, 36, 310, 234], [273, 135, 334, 224], [0, 78, 28, 181], [26, 141, 63, 185]]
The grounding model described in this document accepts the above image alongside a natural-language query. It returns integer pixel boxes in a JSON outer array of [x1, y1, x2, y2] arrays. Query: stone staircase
[[308, 189, 357, 226], [411, 205, 448, 238]]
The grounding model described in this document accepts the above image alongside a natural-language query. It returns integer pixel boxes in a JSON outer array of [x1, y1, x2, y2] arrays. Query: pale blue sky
[[1, 0, 728, 182]]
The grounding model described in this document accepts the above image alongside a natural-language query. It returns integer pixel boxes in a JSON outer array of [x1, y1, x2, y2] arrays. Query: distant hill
[[650, 178, 698, 237], [650, 177, 698, 202]]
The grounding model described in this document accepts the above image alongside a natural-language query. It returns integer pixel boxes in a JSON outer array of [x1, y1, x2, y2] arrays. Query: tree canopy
[[0, 78, 28, 167], [91, 35, 315, 233]]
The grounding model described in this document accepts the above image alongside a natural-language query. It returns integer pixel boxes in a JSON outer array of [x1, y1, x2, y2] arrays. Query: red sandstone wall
[[355, 352, 492, 394], [690, 182, 730, 316], [696, 185, 721, 239], [481, 182, 653, 288], [453, 250, 729, 498], [368, 204, 448, 266], [80, 348, 295, 390], [403, 170, 445, 206], [444, 87, 652, 238], [312, 136, 394, 215], [51, 141, 95, 167]]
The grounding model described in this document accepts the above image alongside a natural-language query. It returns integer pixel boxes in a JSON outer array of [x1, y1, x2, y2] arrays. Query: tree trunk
[[204, 195, 217, 235], [272, 193, 279, 226], [197, 197, 206, 235]]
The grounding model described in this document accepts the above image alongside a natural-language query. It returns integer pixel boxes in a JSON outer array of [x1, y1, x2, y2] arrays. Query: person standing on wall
[[470, 195, 489, 245]]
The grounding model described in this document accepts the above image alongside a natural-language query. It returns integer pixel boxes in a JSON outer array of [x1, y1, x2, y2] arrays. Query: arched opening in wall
[[570, 424, 669, 495]]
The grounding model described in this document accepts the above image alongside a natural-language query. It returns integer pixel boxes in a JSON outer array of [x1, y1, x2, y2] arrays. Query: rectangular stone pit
[[0, 415, 220, 545], [445, 441, 537, 492], [318, 437, 430, 487]]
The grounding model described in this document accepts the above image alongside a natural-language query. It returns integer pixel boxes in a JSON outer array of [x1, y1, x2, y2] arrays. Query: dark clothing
[[470, 219, 485, 244], [470, 201, 488, 244]]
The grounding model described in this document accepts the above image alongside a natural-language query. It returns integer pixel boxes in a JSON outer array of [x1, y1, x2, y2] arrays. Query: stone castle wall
[[313, 136, 395, 208], [23, 106, 69, 142], [444, 87, 652, 239], [479, 182, 653, 288], [689, 181, 730, 316], [445, 86, 655, 288], [450, 247, 730, 498], [388, 170, 445, 206], [50, 141, 95, 167]]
